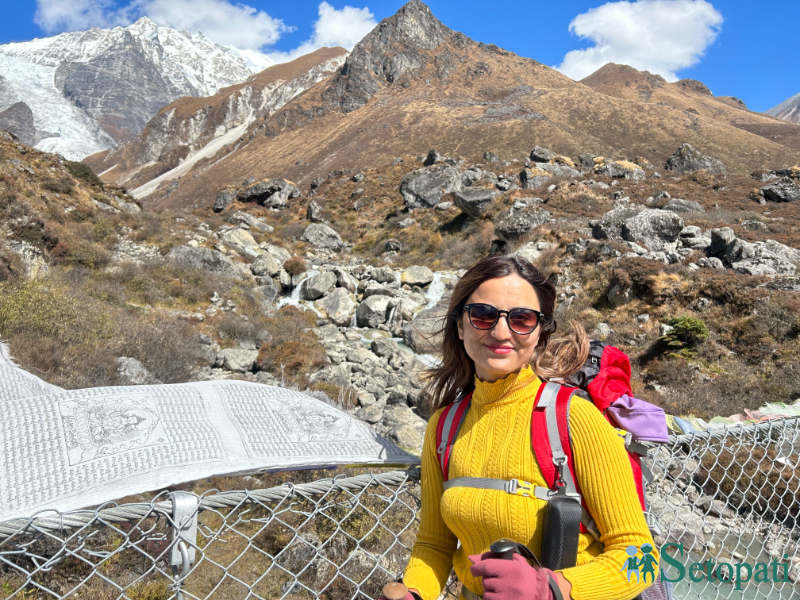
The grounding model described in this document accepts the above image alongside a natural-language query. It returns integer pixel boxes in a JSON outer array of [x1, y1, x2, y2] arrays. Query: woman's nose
[[490, 314, 512, 338]]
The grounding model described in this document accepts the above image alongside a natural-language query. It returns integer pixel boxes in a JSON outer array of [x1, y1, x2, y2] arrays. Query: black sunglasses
[[461, 303, 544, 335]]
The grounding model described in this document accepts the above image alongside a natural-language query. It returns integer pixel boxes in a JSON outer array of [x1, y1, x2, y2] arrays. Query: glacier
[[0, 17, 274, 160]]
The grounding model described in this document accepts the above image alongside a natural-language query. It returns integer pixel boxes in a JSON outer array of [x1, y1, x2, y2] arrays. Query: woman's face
[[457, 274, 542, 383]]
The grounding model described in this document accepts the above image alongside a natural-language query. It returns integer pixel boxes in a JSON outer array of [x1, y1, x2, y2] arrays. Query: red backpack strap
[[435, 391, 473, 482]]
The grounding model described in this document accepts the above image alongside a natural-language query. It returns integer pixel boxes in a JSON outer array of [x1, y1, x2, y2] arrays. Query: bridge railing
[[2, 417, 798, 600]]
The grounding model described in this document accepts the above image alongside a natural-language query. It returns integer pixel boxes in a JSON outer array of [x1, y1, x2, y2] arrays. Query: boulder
[[313, 324, 346, 343], [265, 244, 291, 263], [708, 227, 736, 258], [218, 348, 258, 372], [519, 167, 552, 190], [460, 167, 496, 187], [300, 223, 345, 250], [333, 267, 359, 293], [679, 226, 711, 250], [665, 143, 726, 175], [253, 281, 279, 308], [384, 239, 402, 252], [595, 161, 645, 181], [391, 425, 424, 452], [537, 162, 581, 178], [423, 149, 443, 166], [212, 189, 237, 212], [307, 200, 325, 222], [240, 178, 300, 208], [356, 295, 391, 327], [371, 337, 401, 358], [250, 253, 282, 277], [401, 265, 434, 287], [530, 146, 555, 163], [403, 305, 447, 353], [229, 211, 273, 232], [311, 364, 350, 387], [483, 151, 499, 162], [356, 404, 383, 424], [117, 357, 161, 385], [363, 284, 398, 298], [620, 209, 684, 250], [663, 198, 705, 213], [345, 346, 375, 365], [728, 240, 799, 277], [219, 227, 260, 256], [578, 154, 596, 168], [494, 207, 552, 240], [761, 177, 800, 202], [594, 205, 683, 251], [696, 257, 724, 269], [300, 271, 338, 300], [453, 187, 501, 217], [167, 246, 242, 278], [400, 164, 462, 208], [514, 241, 556, 263], [370, 265, 396, 284]]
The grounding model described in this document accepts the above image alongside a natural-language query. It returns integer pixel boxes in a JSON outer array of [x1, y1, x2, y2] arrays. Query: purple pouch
[[606, 394, 670, 443]]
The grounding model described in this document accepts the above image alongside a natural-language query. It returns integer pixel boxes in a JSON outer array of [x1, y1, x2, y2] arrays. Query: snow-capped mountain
[[0, 17, 273, 160], [766, 92, 800, 125]]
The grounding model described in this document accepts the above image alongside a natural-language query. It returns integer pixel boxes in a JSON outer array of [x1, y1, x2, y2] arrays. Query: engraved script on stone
[[0, 379, 419, 522]]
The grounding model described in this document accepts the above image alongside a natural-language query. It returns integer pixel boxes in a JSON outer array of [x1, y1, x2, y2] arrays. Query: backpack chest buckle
[[504, 479, 535, 497]]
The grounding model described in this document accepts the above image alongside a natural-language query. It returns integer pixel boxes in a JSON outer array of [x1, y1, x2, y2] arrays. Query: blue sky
[[1, 0, 796, 112]]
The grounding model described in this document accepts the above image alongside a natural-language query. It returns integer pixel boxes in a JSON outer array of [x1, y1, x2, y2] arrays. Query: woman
[[382, 255, 656, 600]]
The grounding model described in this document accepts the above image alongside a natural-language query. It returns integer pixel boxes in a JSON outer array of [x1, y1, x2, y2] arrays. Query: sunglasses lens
[[469, 304, 498, 329], [508, 309, 539, 333]]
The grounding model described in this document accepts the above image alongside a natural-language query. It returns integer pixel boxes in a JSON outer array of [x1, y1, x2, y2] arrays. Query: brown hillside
[[580, 63, 800, 152], [106, 1, 800, 211], [85, 47, 349, 187]]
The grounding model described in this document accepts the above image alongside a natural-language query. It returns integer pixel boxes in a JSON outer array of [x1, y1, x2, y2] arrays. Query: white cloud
[[267, 2, 376, 63], [131, 0, 289, 50], [34, 0, 289, 52], [34, 0, 375, 65], [556, 0, 723, 82], [35, 0, 125, 32]]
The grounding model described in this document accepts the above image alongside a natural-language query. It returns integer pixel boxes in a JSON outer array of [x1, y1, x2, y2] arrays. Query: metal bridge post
[[170, 491, 199, 600]]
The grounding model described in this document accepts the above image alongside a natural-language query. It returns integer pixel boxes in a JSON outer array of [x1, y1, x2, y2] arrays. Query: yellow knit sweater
[[403, 366, 657, 600]]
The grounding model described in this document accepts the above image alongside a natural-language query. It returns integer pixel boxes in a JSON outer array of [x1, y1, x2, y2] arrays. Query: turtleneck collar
[[471, 365, 541, 407]]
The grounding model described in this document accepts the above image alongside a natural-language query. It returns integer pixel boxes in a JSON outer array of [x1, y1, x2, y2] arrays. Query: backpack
[[435, 341, 668, 542]]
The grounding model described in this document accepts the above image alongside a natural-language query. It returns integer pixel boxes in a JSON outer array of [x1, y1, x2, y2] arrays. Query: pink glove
[[375, 594, 415, 600], [469, 553, 557, 600]]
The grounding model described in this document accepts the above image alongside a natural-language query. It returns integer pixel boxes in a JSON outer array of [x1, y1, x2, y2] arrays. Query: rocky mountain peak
[[368, 0, 454, 51], [322, 0, 460, 111], [766, 91, 800, 125]]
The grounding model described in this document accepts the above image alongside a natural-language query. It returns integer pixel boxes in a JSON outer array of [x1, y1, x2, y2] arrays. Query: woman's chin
[[480, 356, 523, 374]]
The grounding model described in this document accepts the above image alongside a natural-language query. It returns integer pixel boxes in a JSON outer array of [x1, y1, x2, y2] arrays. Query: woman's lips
[[485, 344, 513, 355]]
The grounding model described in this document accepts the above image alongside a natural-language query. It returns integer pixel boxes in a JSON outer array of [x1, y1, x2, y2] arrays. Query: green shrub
[[42, 177, 74, 195], [65, 160, 103, 188], [660, 316, 709, 357]]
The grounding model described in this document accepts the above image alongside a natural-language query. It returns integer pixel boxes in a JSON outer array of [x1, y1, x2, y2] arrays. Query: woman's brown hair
[[420, 255, 589, 416]]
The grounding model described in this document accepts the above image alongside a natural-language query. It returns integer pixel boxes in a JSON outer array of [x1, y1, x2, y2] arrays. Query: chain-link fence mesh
[[2, 417, 798, 600]]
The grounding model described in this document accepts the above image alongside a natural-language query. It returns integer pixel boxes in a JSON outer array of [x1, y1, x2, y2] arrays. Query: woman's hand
[[469, 553, 559, 600]]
